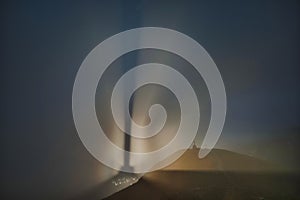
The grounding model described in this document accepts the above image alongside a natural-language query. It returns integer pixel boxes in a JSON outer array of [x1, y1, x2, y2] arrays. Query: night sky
[[1, 0, 300, 199]]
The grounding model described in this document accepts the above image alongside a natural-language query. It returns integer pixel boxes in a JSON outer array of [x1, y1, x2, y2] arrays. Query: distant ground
[[106, 170, 300, 200], [162, 148, 278, 171], [104, 148, 300, 200]]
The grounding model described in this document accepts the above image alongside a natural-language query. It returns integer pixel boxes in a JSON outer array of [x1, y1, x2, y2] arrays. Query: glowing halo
[[72, 27, 226, 173]]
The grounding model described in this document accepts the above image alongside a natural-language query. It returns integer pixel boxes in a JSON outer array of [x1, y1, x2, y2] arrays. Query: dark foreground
[[105, 170, 300, 200]]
